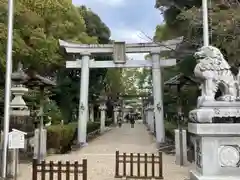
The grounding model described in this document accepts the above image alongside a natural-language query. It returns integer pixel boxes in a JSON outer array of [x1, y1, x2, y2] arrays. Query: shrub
[[47, 124, 76, 153], [165, 121, 178, 141], [87, 121, 100, 133], [47, 121, 100, 153], [105, 119, 113, 126]]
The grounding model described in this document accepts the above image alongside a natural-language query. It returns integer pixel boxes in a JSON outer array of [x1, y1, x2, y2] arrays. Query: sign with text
[[8, 129, 27, 149]]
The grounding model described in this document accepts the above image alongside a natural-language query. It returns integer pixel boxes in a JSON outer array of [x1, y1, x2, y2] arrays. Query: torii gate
[[59, 37, 182, 147]]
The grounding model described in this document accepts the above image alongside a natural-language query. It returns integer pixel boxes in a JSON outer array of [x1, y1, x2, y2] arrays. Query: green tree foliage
[[0, 0, 112, 123], [120, 68, 140, 95], [154, 24, 176, 41], [154, 1, 240, 116], [0, 0, 96, 74], [154, 0, 206, 117], [78, 6, 111, 101], [136, 68, 152, 92], [104, 69, 123, 99], [155, 0, 240, 64], [78, 5, 110, 44], [52, 6, 111, 123]]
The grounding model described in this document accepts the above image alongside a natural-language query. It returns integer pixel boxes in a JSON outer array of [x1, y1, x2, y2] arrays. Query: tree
[[153, 0, 204, 119], [52, 6, 111, 122], [0, 0, 112, 123], [104, 69, 123, 98], [155, 0, 240, 64], [120, 68, 141, 95], [0, 0, 97, 75]]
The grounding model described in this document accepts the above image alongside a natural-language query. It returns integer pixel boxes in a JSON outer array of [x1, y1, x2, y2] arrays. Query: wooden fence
[[32, 159, 87, 180], [115, 151, 163, 179]]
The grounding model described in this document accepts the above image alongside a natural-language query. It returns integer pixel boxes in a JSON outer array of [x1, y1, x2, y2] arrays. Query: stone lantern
[[6, 62, 30, 178], [22, 69, 56, 162], [10, 62, 30, 129], [10, 85, 29, 116]]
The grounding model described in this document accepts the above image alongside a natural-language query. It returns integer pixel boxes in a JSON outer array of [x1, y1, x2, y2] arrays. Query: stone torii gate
[[59, 37, 182, 147]]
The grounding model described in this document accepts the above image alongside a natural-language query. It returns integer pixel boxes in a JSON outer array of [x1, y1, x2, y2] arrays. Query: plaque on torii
[[113, 41, 126, 64]]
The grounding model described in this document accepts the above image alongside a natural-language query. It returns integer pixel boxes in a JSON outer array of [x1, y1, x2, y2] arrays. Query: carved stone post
[[122, 103, 127, 122], [144, 105, 149, 128], [146, 104, 154, 132], [143, 106, 148, 124], [141, 99, 145, 123], [148, 105, 154, 133], [99, 103, 107, 133], [113, 106, 120, 125], [89, 104, 94, 122]]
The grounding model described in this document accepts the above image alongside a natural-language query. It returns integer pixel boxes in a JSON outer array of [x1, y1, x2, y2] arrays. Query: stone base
[[188, 123, 240, 135], [33, 129, 47, 161], [189, 101, 240, 123], [75, 142, 88, 148], [189, 123, 240, 179], [175, 129, 187, 165], [190, 170, 240, 180]]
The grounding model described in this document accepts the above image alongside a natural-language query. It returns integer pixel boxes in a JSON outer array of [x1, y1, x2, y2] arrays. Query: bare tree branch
[[139, 30, 200, 50]]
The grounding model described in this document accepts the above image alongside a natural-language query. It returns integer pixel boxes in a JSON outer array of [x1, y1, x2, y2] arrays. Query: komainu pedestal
[[189, 122, 240, 180], [189, 45, 240, 180]]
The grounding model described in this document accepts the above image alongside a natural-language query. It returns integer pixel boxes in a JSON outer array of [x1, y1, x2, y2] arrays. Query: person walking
[[117, 113, 122, 127], [128, 110, 135, 128]]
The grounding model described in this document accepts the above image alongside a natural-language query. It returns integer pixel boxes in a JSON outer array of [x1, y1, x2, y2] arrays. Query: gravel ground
[[17, 122, 190, 180]]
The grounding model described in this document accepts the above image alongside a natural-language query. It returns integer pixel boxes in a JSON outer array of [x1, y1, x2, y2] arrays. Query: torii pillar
[[151, 51, 165, 146], [78, 53, 90, 146]]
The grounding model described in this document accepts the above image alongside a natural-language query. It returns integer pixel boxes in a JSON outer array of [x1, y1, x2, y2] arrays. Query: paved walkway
[[19, 122, 190, 180]]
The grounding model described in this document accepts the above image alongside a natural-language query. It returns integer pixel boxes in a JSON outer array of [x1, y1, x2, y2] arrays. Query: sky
[[72, 0, 164, 60]]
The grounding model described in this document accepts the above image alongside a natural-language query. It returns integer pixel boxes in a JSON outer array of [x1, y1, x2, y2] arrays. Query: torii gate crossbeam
[[59, 37, 182, 148], [59, 39, 179, 54], [66, 59, 176, 68]]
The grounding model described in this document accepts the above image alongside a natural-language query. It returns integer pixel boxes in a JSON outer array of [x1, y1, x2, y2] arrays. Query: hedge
[[47, 120, 113, 154], [165, 121, 178, 142], [105, 119, 113, 126], [47, 121, 100, 153]]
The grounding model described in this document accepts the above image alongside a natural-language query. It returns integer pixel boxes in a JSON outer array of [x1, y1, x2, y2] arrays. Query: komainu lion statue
[[194, 46, 239, 104]]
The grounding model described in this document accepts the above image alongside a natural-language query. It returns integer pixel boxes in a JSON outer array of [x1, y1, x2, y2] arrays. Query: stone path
[[19, 122, 190, 180]]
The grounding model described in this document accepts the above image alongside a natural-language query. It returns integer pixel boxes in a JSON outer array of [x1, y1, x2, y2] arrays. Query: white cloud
[[111, 28, 149, 60], [94, 0, 126, 7], [111, 28, 148, 43], [73, 0, 126, 7], [72, 0, 151, 60]]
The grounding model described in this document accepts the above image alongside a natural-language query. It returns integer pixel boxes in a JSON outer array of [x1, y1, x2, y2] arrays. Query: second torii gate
[[59, 37, 182, 147]]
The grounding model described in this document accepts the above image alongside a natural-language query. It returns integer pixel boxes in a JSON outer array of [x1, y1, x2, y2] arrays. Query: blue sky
[[73, 0, 164, 60]]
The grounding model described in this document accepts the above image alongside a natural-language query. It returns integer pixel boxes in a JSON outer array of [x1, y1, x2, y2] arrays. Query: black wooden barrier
[[32, 159, 87, 180], [115, 151, 163, 179]]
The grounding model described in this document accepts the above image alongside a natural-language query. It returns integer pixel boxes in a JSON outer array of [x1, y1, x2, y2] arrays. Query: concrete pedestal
[[33, 129, 47, 161], [7, 149, 19, 178], [174, 129, 187, 165], [99, 104, 107, 133], [146, 105, 154, 132], [90, 105, 94, 122], [113, 109, 119, 125], [148, 108, 154, 133], [188, 123, 240, 180]]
